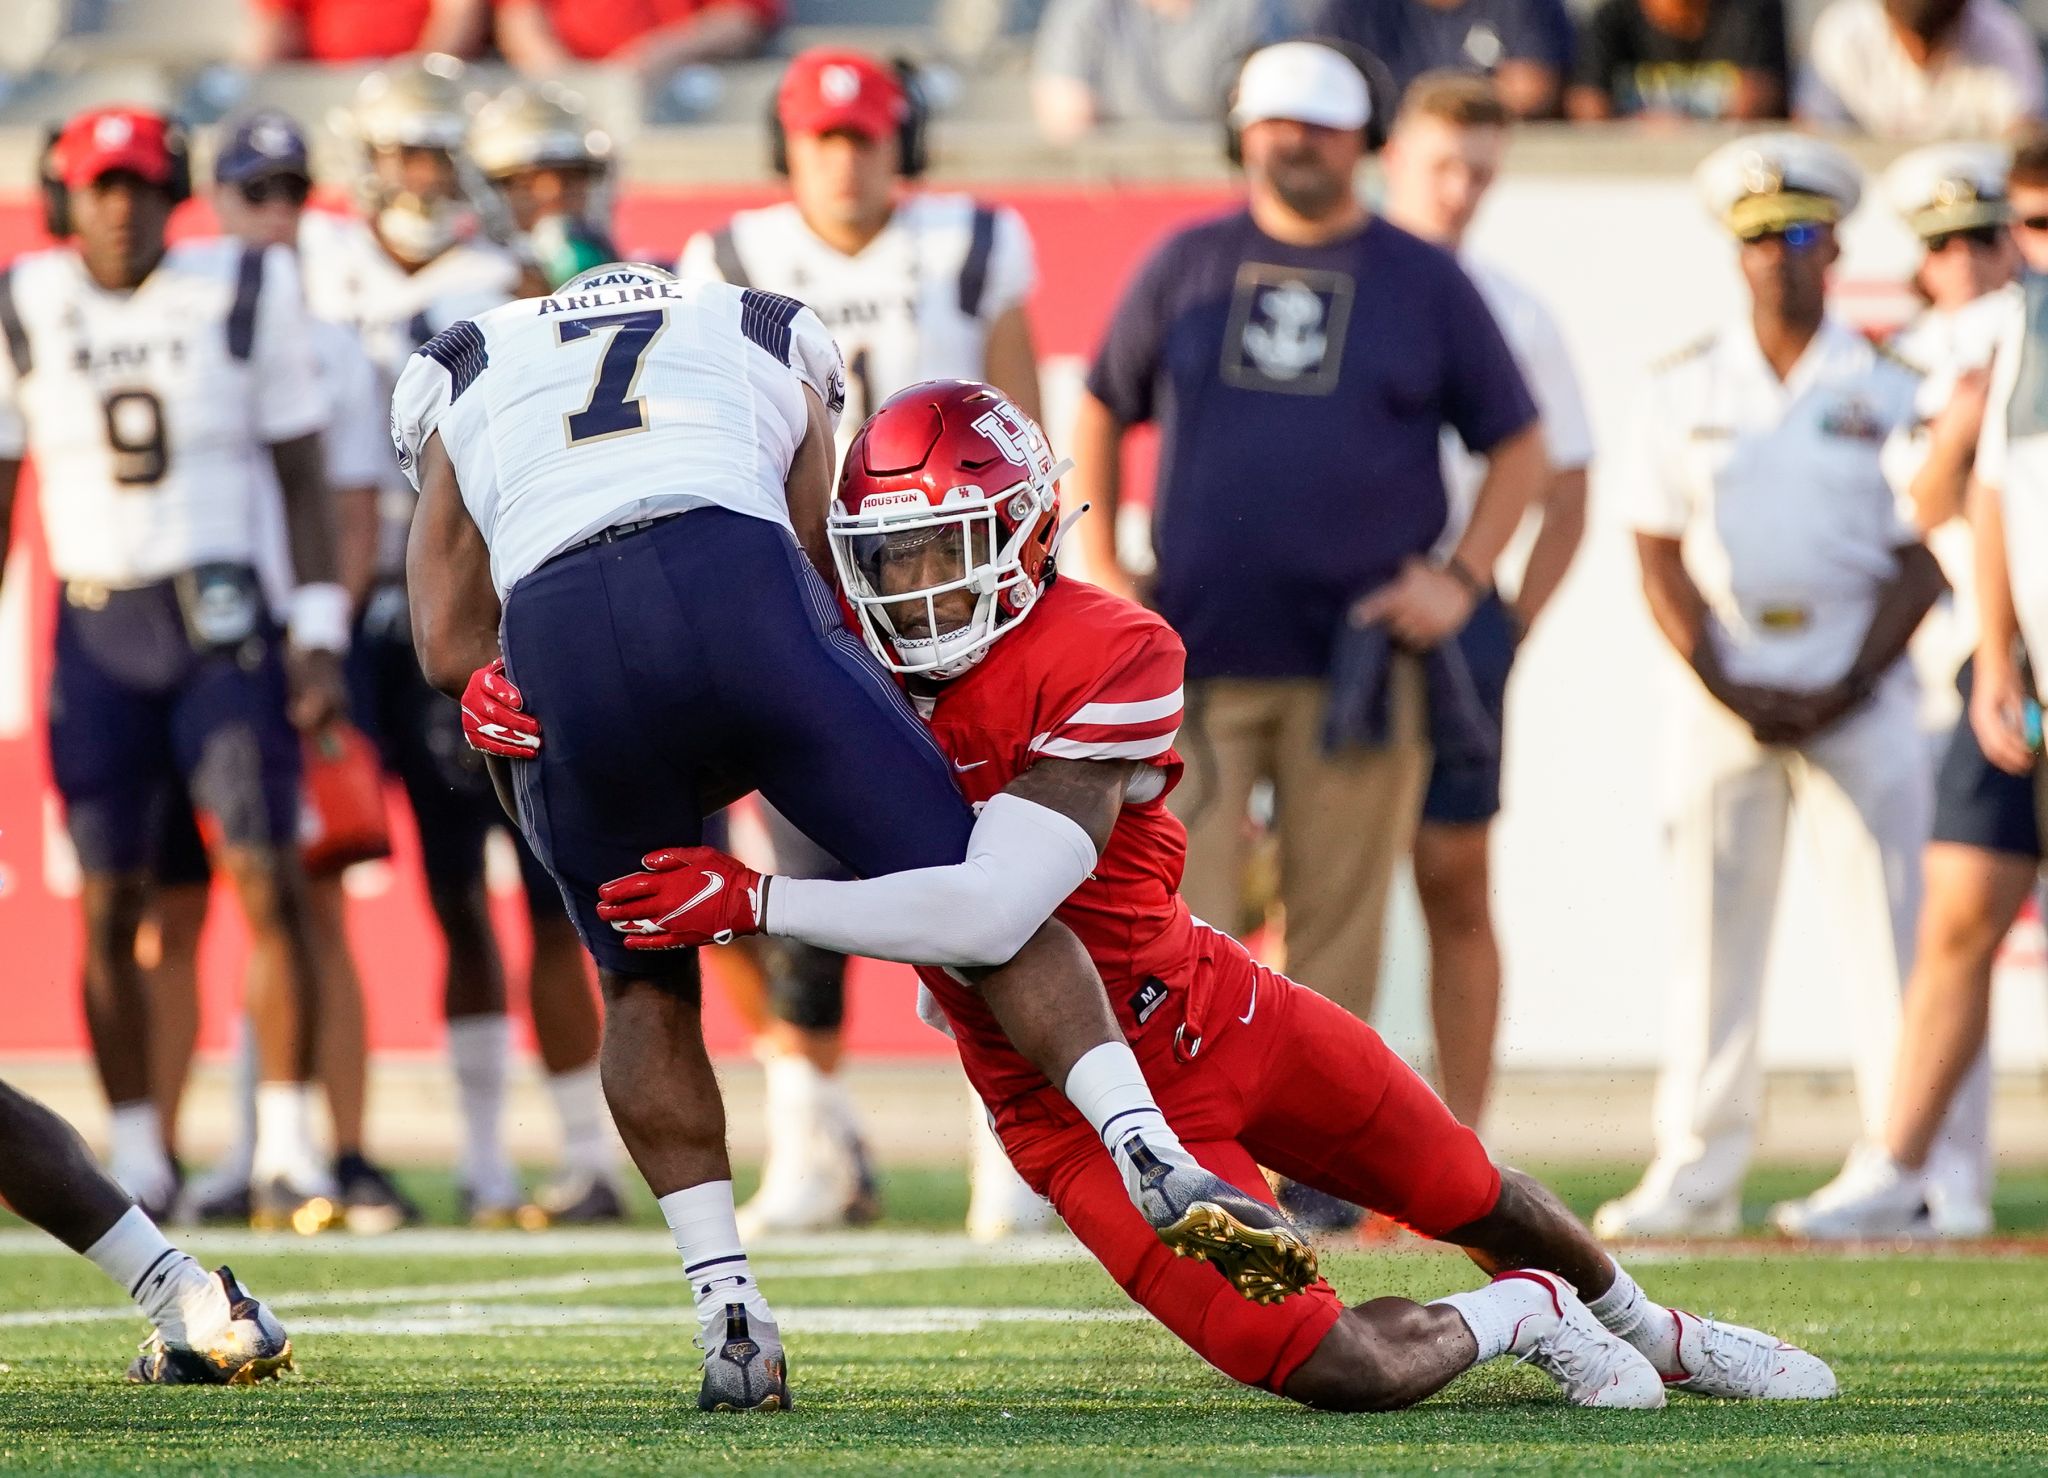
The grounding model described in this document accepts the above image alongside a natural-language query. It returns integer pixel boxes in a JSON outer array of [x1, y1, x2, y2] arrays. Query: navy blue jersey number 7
[[557, 309, 667, 445]]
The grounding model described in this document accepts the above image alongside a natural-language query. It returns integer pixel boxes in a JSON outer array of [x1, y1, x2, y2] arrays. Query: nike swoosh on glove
[[595, 847, 767, 949], [461, 659, 542, 759]]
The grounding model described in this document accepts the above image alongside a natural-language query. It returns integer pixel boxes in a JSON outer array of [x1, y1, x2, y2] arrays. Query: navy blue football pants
[[499, 507, 975, 980], [49, 581, 298, 874]]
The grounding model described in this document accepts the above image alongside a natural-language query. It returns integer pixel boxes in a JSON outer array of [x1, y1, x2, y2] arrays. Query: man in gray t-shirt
[[1033, 0, 1294, 141]]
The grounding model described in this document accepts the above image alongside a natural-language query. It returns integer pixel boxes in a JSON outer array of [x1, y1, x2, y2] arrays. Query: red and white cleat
[[1663, 1309, 1838, 1400]]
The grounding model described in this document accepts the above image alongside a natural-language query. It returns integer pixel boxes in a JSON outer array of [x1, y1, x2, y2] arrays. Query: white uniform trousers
[[1645, 671, 1966, 1207]]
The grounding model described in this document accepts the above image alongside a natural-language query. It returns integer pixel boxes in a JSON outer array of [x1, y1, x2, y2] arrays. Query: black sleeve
[[1571, 0, 1629, 92], [1730, 0, 1789, 80], [1084, 236, 1181, 427]]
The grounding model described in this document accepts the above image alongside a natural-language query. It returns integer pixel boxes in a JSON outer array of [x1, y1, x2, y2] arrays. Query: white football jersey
[[0, 239, 326, 587], [250, 315, 392, 612], [298, 210, 522, 573], [391, 275, 846, 597], [678, 194, 1034, 447]]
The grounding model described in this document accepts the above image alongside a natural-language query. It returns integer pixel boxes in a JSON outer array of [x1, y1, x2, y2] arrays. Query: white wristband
[[287, 582, 352, 654]]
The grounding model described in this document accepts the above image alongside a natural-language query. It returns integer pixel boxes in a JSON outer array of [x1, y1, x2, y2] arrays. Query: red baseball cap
[[777, 49, 907, 141], [52, 107, 178, 191]]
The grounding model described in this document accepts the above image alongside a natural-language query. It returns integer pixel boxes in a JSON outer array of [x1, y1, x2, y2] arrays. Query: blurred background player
[[156, 109, 416, 1231], [305, 57, 624, 1225], [1598, 133, 1947, 1238], [470, 82, 620, 293], [1378, 71, 1591, 1135], [1770, 141, 2014, 1241], [1777, 135, 2048, 1239], [0, 1076, 291, 1384], [0, 105, 345, 1228], [677, 45, 1049, 1238]]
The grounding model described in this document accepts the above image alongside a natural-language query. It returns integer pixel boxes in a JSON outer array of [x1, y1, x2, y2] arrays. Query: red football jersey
[[912, 577, 1198, 1106]]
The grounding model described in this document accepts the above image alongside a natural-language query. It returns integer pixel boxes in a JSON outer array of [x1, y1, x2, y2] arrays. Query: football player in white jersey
[[471, 83, 620, 293], [396, 262, 1312, 1410], [0, 107, 345, 1228], [678, 45, 1049, 1241], [1380, 72, 1592, 1146], [313, 59, 626, 1226], [143, 109, 419, 1232]]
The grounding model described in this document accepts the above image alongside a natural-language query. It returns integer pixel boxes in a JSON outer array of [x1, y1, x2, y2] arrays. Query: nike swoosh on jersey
[[953, 758, 988, 772], [1238, 977, 1258, 1026]]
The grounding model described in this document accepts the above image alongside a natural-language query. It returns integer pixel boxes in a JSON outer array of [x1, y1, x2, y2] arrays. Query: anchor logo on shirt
[[1223, 264, 1355, 395], [1242, 282, 1328, 381]]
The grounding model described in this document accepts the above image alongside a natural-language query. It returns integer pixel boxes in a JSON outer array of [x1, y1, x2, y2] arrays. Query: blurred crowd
[[10, 0, 2048, 140]]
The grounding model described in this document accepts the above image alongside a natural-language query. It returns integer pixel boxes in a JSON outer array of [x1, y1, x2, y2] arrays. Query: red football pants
[[991, 924, 1501, 1394]]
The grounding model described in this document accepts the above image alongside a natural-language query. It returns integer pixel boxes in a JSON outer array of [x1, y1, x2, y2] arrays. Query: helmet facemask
[[831, 460, 1069, 679]]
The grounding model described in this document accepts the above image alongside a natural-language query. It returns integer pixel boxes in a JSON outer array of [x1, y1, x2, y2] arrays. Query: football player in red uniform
[[595, 382, 1837, 1411]]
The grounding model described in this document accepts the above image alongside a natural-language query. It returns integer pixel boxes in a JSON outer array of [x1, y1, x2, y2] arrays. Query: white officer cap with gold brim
[[1696, 132, 1863, 239], [1883, 142, 2011, 240]]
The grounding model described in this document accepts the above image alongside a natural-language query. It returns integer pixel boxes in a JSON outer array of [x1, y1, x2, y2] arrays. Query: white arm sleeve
[[764, 792, 1097, 967]]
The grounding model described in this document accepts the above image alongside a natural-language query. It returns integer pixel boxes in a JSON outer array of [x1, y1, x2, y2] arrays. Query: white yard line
[[0, 1235, 1094, 1330], [292, 1304, 1149, 1338], [0, 1228, 1089, 1260]]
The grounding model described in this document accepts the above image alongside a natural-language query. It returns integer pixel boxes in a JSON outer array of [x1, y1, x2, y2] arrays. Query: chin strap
[[1048, 500, 1092, 562]]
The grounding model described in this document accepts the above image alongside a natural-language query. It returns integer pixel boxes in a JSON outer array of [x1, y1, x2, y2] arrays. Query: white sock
[[1430, 1272, 1562, 1363], [212, 1024, 259, 1184], [107, 1102, 172, 1195], [83, 1206, 229, 1351], [756, 1052, 828, 1194], [1062, 1041, 1196, 1196], [252, 1081, 333, 1192], [1584, 1258, 1681, 1375], [448, 1015, 517, 1202], [659, 1180, 778, 1341], [545, 1063, 616, 1179], [814, 1067, 864, 1152]]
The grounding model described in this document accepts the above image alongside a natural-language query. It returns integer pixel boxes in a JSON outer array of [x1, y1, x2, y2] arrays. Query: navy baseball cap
[[213, 109, 311, 185]]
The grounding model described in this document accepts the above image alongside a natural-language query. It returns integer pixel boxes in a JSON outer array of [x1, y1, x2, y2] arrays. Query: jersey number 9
[[557, 310, 666, 447], [102, 389, 169, 485]]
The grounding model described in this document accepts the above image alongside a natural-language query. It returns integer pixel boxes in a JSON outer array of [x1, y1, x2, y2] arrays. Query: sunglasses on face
[[1927, 225, 2003, 252], [1738, 221, 1823, 250], [238, 175, 310, 207], [2016, 214, 2048, 232]]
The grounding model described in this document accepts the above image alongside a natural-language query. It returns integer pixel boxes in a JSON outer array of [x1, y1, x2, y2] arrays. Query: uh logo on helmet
[[829, 380, 1072, 680]]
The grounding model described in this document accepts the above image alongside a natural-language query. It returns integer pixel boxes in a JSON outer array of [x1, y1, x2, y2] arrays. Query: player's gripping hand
[[462, 659, 542, 759], [596, 847, 767, 949]]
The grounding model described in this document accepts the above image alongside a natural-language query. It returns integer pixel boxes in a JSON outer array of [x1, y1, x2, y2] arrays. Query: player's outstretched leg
[[1447, 1166, 1837, 1400], [0, 1079, 293, 1383], [1287, 1269, 1666, 1410], [597, 966, 790, 1413], [975, 926, 1317, 1304]]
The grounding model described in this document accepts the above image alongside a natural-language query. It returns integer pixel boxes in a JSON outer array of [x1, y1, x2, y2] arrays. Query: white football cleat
[[1592, 1175, 1739, 1240], [1769, 1147, 1932, 1240], [1662, 1309, 1837, 1399], [1505, 1270, 1667, 1409]]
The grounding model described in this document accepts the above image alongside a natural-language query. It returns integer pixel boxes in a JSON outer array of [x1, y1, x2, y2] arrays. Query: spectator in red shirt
[[495, 0, 780, 77], [242, 0, 488, 64]]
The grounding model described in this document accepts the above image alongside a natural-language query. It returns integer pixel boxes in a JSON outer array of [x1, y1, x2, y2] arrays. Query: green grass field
[[0, 1167, 2043, 1475]]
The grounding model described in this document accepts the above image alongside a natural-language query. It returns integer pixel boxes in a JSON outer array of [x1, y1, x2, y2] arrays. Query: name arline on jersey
[[536, 283, 686, 315]]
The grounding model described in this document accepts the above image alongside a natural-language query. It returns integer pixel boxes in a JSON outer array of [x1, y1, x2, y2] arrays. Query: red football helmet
[[829, 380, 1070, 678]]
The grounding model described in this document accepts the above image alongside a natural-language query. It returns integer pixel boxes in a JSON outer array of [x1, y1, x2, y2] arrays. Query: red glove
[[596, 846, 767, 949], [461, 658, 542, 759]]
